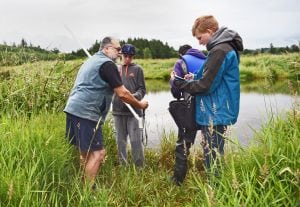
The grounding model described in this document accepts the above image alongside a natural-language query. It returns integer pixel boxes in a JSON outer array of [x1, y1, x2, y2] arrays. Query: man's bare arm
[[114, 85, 148, 109]]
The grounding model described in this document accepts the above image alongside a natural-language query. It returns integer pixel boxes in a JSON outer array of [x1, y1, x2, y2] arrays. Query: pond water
[[142, 82, 298, 148]]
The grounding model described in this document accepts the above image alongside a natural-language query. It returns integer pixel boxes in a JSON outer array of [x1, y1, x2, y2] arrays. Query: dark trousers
[[172, 128, 196, 185], [200, 125, 227, 172], [172, 125, 226, 184]]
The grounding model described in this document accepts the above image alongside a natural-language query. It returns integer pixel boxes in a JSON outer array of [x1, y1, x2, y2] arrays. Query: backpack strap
[[180, 60, 188, 74]]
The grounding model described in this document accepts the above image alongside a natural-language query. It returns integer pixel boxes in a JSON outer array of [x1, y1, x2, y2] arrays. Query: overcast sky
[[0, 0, 299, 52]]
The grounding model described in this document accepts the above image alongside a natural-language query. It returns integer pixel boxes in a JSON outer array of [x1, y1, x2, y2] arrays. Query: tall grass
[[0, 53, 299, 206], [241, 78, 300, 94], [0, 107, 299, 206], [0, 60, 83, 117], [0, 45, 63, 66], [1, 53, 299, 116], [240, 53, 300, 82], [135, 58, 176, 81]]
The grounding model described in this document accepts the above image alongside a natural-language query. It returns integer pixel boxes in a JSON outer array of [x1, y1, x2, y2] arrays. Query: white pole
[[64, 25, 92, 58], [124, 102, 143, 128], [64, 24, 143, 128]]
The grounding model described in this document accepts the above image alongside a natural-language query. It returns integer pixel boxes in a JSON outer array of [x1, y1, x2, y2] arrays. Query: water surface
[[143, 90, 297, 148]]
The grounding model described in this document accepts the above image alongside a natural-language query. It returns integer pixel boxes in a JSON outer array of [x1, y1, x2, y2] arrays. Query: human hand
[[140, 100, 149, 109], [184, 72, 194, 80], [170, 71, 176, 80]]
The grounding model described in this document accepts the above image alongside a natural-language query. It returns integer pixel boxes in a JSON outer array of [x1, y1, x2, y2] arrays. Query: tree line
[[242, 43, 300, 55], [0, 38, 299, 66], [69, 37, 177, 59], [0, 38, 178, 66], [0, 39, 62, 66]]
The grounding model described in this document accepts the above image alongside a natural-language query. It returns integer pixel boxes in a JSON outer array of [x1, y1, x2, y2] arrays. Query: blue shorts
[[65, 113, 104, 152]]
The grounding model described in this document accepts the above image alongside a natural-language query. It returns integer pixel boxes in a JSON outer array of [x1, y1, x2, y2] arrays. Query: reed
[[0, 108, 299, 206], [0, 52, 299, 206]]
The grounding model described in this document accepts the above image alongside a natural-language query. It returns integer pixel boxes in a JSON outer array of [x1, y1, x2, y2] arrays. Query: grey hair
[[100, 36, 113, 50]]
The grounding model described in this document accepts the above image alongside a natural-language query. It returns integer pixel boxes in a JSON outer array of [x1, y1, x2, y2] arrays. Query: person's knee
[[99, 149, 106, 160], [80, 153, 87, 163], [175, 144, 187, 160], [175, 141, 192, 158], [94, 149, 106, 163]]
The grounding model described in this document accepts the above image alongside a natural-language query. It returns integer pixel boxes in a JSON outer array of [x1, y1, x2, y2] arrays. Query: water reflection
[[143, 80, 298, 148], [241, 79, 299, 94]]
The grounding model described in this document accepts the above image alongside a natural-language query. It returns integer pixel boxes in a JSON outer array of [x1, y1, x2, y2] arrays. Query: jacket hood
[[207, 27, 244, 51], [186, 48, 206, 59]]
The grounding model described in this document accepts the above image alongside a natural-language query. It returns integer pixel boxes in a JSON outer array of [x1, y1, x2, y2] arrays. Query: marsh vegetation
[[0, 53, 299, 206]]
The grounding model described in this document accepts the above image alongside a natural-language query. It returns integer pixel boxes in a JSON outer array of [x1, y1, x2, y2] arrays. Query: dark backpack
[[168, 96, 197, 131]]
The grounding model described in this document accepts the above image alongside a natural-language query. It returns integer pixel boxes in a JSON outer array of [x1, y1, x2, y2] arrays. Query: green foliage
[[0, 51, 299, 205], [242, 43, 299, 55], [0, 112, 80, 206], [135, 58, 176, 80], [2, 39, 299, 67], [0, 53, 298, 118], [240, 53, 300, 82], [122, 37, 177, 59], [145, 79, 170, 92], [0, 60, 83, 117], [240, 69, 254, 82], [0, 37, 178, 66], [0, 58, 175, 118], [143, 47, 152, 59], [241, 79, 299, 94], [70, 37, 178, 59], [0, 44, 64, 66], [0, 106, 299, 206]]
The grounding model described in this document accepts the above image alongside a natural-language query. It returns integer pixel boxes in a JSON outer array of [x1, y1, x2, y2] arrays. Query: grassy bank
[[239, 53, 299, 82], [0, 107, 299, 206], [137, 53, 300, 82], [0, 60, 81, 116], [0, 51, 299, 206], [0, 54, 298, 110], [1, 53, 298, 82]]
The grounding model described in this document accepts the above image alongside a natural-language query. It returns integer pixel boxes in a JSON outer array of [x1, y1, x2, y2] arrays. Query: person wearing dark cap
[[169, 44, 206, 185], [112, 43, 146, 167], [64, 37, 148, 189]]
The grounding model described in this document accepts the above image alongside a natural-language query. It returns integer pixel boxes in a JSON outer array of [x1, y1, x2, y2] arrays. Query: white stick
[[124, 102, 143, 128], [64, 24, 91, 58], [64, 24, 143, 128]]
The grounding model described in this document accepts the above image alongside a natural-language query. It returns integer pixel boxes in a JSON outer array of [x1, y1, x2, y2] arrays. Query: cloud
[[0, 0, 299, 51]]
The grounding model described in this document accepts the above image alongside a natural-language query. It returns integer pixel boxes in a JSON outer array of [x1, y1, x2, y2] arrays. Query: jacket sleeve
[[170, 60, 185, 99], [174, 49, 226, 95], [170, 79, 182, 99], [132, 67, 146, 100]]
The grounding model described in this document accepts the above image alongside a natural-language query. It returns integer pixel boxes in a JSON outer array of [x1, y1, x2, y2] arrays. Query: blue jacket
[[64, 51, 114, 122], [174, 27, 243, 126]]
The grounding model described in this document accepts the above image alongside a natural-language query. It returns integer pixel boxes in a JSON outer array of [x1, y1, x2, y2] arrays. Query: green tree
[[290, 44, 299, 52], [89, 40, 100, 54], [20, 38, 27, 47], [143, 47, 152, 59], [51, 48, 60, 54], [270, 43, 276, 54]]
